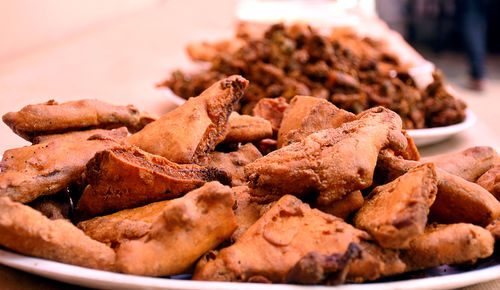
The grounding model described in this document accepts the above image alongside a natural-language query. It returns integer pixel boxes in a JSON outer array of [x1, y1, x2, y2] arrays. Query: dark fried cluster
[[160, 23, 466, 129]]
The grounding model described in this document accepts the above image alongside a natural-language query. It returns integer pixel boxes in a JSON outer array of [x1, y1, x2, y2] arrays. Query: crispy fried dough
[[74, 146, 229, 220], [125, 75, 248, 164], [0, 196, 115, 271], [0, 128, 126, 203], [222, 112, 273, 143], [252, 97, 289, 133], [354, 163, 437, 249], [476, 163, 500, 200], [400, 223, 494, 271], [29, 191, 72, 220], [245, 107, 407, 205], [486, 218, 500, 241], [314, 190, 364, 220], [77, 200, 169, 247], [231, 186, 264, 242], [205, 143, 262, 186], [2, 99, 154, 142], [115, 182, 237, 276], [32, 127, 128, 145], [421, 146, 499, 182], [192, 195, 371, 283], [377, 151, 500, 226], [277, 95, 355, 148]]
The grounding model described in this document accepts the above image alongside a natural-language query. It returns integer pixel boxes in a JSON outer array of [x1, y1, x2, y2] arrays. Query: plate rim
[[406, 109, 476, 138], [1, 247, 499, 290]]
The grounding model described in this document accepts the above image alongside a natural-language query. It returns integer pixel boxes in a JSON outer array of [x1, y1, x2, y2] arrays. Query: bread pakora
[[77, 200, 169, 247], [2, 99, 154, 142], [0, 128, 127, 203], [421, 146, 499, 182], [245, 106, 407, 205], [376, 151, 500, 226], [486, 218, 500, 241], [115, 182, 237, 276], [125, 75, 248, 164], [0, 196, 115, 271], [205, 143, 262, 186], [354, 163, 437, 249], [277, 95, 355, 148], [400, 223, 494, 271], [193, 195, 375, 283], [74, 146, 229, 220], [251, 97, 289, 133], [314, 190, 364, 220], [222, 112, 273, 143], [476, 163, 500, 200], [231, 186, 264, 242]]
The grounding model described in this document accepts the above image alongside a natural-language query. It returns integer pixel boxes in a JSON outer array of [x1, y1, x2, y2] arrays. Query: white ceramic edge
[[407, 109, 477, 138], [0, 248, 499, 290]]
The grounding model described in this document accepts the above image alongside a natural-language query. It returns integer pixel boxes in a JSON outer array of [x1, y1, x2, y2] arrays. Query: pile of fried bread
[[0, 75, 499, 285]]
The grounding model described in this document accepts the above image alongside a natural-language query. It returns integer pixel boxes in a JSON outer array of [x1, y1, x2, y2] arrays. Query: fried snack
[[206, 143, 262, 186], [400, 223, 494, 271], [245, 107, 407, 205], [314, 190, 364, 220], [77, 200, 169, 247], [193, 195, 373, 283], [0, 128, 126, 203], [476, 163, 500, 200], [2, 99, 154, 142], [125, 75, 248, 164], [115, 182, 237, 276], [251, 97, 289, 133], [0, 196, 115, 271], [29, 191, 72, 220], [354, 163, 437, 249], [32, 127, 128, 145], [277, 95, 355, 148], [376, 151, 500, 226], [222, 112, 273, 143], [421, 146, 499, 182], [285, 243, 362, 285], [74, 146, 229, 220], [231, 186, 264, 242], [486, 218, 500, 241], [186, 39, 245, 62]]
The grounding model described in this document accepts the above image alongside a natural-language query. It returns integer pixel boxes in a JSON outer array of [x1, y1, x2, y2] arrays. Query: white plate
[[0, 247, 499, 290], [407, 109, 477, 147]]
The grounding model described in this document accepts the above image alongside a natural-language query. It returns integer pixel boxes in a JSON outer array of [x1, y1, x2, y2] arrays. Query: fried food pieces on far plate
[[0, 128, 127, 203], [376, 151, 500, 226], [2, 99, 155, 142], [222, 112, 273, 143], [400, 223, 494, 271], [0, 196, 116, 271], [74, 146, 229, 220], [78, 200, 169, 248], [245, 106, 407, 205], [193, 194, 406, 283], [206, 143, 262, 186], [354, 163, 437, 249], [115, 182, 237, 276], [125, 75, 248, 164], [277, 95, 355, 148]]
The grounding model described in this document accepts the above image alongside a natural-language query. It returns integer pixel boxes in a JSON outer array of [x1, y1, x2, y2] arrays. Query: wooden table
[[0, 1, 499, 289]]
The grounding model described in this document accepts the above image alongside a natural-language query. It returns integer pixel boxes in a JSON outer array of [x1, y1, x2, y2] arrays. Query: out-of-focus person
[[456, 0, 489, 91]]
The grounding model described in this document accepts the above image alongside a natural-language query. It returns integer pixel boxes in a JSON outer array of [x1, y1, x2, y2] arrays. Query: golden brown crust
[[222, 113, 273, 143], [77, 200, 170, 247], [422, 146, 499, 182], [245, 106, 407, 205], [476, 163, 500, 200], [231, 186, 264, 242], [277, 95, 355, 148], [486, 218, 500, 241], [251, 97, 289, 133], [125, 75, 248, 164], [2, 99, 154, 141], [400, 223, 494, 271], [205, 143, 262, 186], [0, 129, 125, 203], [74, 146, 229, 220], [32, 127, 128, 145], [193, 195, 371, 283], [354, 163, 437, 249], [314, 190, 364, 220], [115, 182, 237, 276], [0, 196, 116, 271]]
